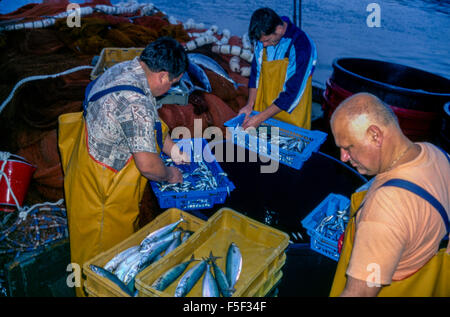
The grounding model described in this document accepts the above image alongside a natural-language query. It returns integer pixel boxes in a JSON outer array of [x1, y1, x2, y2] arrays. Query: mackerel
[[139, 215, 185, 249], [151, 255, 197, 292], [208, 251, 235, 297], [174, 259, 207, 297], [89, 264, 134, 296], [226, 242, 242, 288], [121, 232, 181, 284], [188, 53, 242, 89], [104, 245, 139, 272], [187, 61, 212, 93], [114, 249, 143, 282], [202, 262, 220, 297]]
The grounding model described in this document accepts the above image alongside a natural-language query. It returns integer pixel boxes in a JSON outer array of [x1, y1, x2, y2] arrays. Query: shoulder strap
[[83, 79, 146, 115], [380, 178, 449, 234]]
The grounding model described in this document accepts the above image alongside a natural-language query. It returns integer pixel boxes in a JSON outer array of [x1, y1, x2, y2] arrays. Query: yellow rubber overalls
[[330, 175, 450, 297], [58, 80, 168, 297], [254, 47, 312, 129]]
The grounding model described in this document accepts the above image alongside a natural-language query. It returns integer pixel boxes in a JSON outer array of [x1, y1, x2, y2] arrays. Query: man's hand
[[242, 112, 264, 129], [133, 152, 183, 183], [238, 104, 254, 118], [166, 166, 183, 184]]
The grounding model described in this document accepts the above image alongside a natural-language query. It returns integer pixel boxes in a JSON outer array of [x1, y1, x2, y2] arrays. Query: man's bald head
[[331, 93, 399, 131]]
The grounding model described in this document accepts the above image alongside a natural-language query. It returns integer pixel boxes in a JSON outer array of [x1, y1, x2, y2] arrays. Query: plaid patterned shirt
[[85, 57, 162, 171]]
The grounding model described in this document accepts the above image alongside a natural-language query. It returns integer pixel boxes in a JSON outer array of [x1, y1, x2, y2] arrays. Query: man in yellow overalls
[[238, 7, 317, 130], [329, 92, 449, 296], [58, 37, 189, 296]]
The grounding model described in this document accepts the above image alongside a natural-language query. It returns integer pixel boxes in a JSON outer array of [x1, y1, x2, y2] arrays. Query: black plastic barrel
[[324, 58, 450, 142]]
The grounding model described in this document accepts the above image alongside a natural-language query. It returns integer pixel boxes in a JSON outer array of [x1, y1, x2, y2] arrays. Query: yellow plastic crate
[[90, 47, 144, 80], [135, 207, 290, 297], [83, 208, 205, 297]]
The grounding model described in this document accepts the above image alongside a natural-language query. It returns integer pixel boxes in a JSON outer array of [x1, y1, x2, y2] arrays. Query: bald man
[[329, 93, 449, 297]]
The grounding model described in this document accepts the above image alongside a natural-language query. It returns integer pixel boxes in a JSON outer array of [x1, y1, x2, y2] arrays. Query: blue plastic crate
[[224, 111, 327, 170], [150, 138, 235, 210], [301, 193, 350, 261]]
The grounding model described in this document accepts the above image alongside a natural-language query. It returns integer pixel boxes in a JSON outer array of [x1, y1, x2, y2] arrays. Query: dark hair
[[248, 8, 283, 42], [140, 36, 188, 80]]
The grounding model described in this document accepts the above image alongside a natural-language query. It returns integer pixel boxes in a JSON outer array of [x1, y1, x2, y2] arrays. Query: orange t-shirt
[[347, 143, 449, 285]]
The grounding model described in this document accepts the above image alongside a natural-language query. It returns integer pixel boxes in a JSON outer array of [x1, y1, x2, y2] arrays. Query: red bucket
[[0, 154, 36, 212]]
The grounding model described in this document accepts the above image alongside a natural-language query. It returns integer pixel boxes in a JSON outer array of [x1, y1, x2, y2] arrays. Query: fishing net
[[0, 1, 250, 230]]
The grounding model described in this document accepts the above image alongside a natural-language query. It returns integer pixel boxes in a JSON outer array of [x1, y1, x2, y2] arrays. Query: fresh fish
[[181, 230, 193, 243], [114, 249, 143, 282], [114, 251, 144, 283], [119, 232, 180, 284], [104, 245, 139, 272], [208, 251, 235, 297], [160, 230, 182, 258], [188, 53, 242, 89], [174, 258, 207, 297], [140, 215, 185, 249], [226, 242, 242, 288], [89, 264, 134, 296], [151, 255, 197, 292], [202, 262, 220, 297], [187, 61, 212, 93], [133, 231, 182, 277]]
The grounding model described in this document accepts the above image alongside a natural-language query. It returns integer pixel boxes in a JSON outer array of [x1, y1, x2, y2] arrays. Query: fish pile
[[314, 209, 350, 241], [151, 242, 242, 297], [236, 123, 308, 155], [89, 215, 191, 296], [156, 156, 229, 194]]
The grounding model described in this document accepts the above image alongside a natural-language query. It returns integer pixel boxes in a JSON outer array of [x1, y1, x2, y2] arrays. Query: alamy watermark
[[366, 263, 381, 287], [366, 3, 381, 28], [66, 3, 81, 28]]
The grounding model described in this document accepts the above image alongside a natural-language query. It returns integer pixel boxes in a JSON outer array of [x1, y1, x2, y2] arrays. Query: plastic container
[[90, 47, 144, 80], [0, 153, 36, 212], [301, 193, 350, 261], [83, 208, 206, 297], [323, 58, 450, 142], [149, 138, 235, 210], [224, 112, 327, 170], [135, 207, 290, 297]]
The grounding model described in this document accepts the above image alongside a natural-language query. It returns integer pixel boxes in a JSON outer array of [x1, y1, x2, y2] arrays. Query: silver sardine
[[174, 259, 207, 297], [188, 53, 241, 89], [202, 262, 220, 297], [140, 215, 185, 249], [226, 242, 242, 288], [151, 255, 197, 292], [209, 251, 235, 297], [104, 245, 139, 272]]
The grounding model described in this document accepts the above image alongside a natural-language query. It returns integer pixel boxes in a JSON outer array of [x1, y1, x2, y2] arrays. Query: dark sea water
[[1, 0, 449, 87]]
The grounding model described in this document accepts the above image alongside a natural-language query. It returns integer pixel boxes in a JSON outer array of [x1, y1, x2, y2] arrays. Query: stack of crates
[[83, 208, 205, 297], [135, 208, 289, 297], [301, 193, 350, 261], [224, 111, 327, 170], [83, 207, 289, 297]]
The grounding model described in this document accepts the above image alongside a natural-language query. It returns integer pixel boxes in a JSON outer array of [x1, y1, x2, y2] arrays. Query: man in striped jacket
[[239, 7, 317, 130]]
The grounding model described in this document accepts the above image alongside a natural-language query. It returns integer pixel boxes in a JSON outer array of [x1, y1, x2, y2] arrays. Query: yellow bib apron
[[254, 48, 312, 129], [58, 111, 168, 296], [330, 186, 450, 297]]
